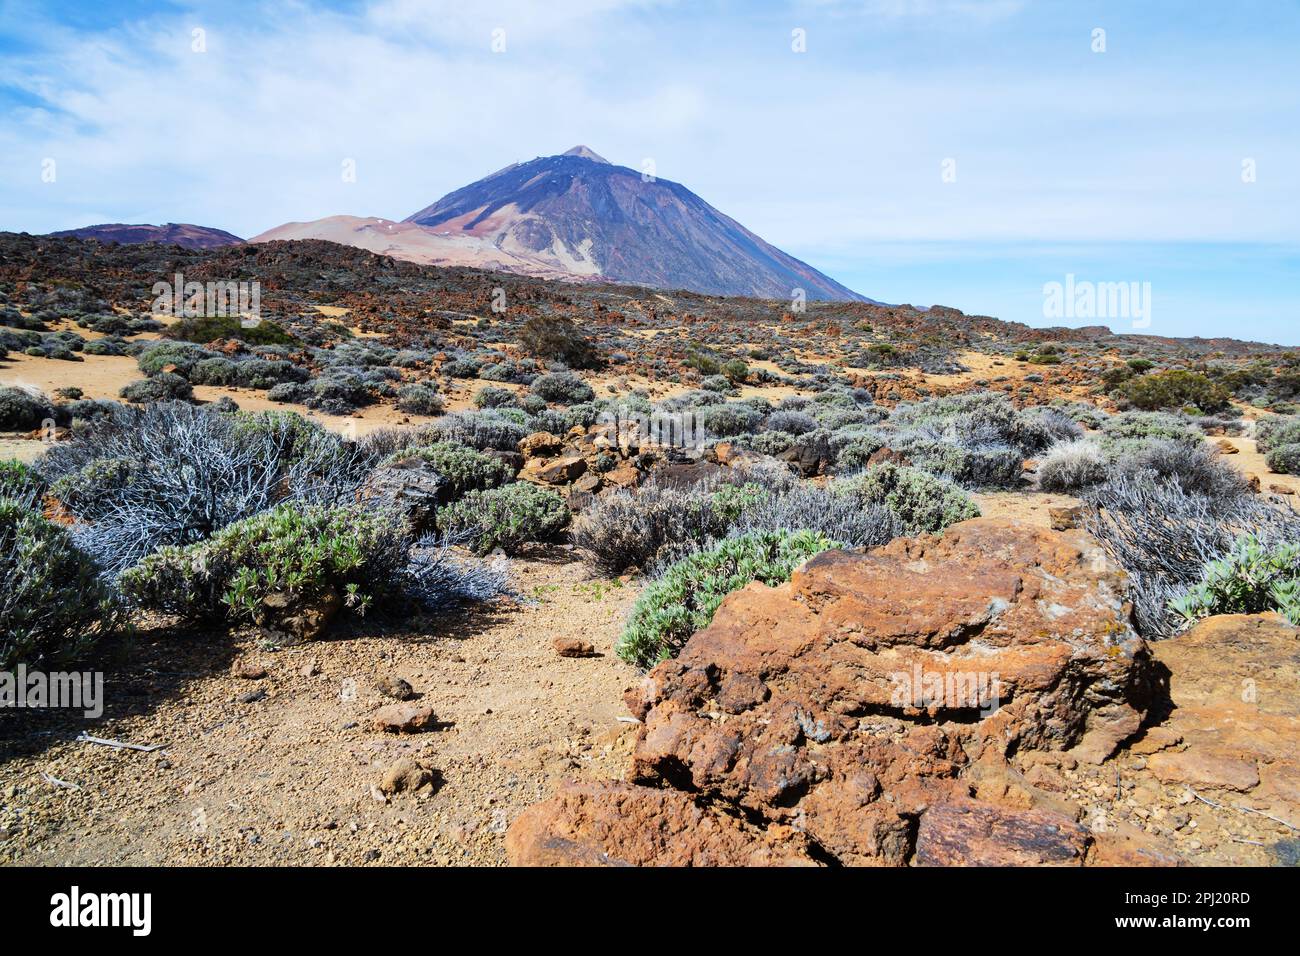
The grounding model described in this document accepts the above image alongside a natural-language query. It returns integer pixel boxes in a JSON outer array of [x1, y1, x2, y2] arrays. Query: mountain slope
[[48, 222, 243, 249], [403, 147, 867, 301]]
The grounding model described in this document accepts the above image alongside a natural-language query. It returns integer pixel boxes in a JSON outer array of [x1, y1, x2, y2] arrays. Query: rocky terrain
[[3, 233, 1299, 868]]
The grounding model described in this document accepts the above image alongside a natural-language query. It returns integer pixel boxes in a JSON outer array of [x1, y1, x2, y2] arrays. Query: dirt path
[[0, 553, 643, 866]]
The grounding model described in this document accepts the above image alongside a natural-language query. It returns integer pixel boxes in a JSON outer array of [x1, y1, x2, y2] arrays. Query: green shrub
[[616, 529, 838, 668], [531, 371, 595, 405], [395, 383, 444, 416], [721, 359, 749, 384], [1098, 411, 1201, 459], [136, 341, 213, 376], [1116, 370, 1231, 414], [700, 402, 763, 437], [120, 503, 407, 633], [164, 315, 295, 346], [120, 372, 194, 403], [473, 386, 519, 410], [438, 482, 569, 555], [1257, 415, 1300, 453], [889, 434, 1023, 488], [0, 460, 44, 510], [382, 441, 514, 500], [1266, 443, 1300, 475], [519, 315, 601, 369], [1171, 535, 1300, 627], [835, 463, 980, 536], [0, 386, 54, 431], [1, 500, 122, 667]]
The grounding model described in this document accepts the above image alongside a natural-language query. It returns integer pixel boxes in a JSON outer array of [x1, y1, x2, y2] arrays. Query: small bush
[[38, 404, 374, 574], [1, 500, 122, 668], [0, 460, 44, 510], [1083, 474, 1300, 636], [395, 383, 444, 416], [836, 463, 980, 536], [0, 386, 54, 431], [473, 386, 520, 410], [519, 315, 601, 369], [438, 483, 569, 555], [409, 412, 527, 452], [136, 341, 213, 376], [1098, 411, 1201, 459], [164, 315, 295, 346], [1171, 535, 1300, 627], [120, 372, 194, 404], [617, 530, 837, 667], [700, 402, 764, 437], [1258, 416, 1300, 453], [889, 433, 1024, 488], [120, 503, 407, 632], [1113, 439, 1247, 500], [382, 441, 514, 500], [1266, 443, 1300, 475], [765, 410, 819, 435], [1037, 439, 1107, 493], [1117, 369, 1231, 414], [531, 371, 594, 405], [572, 482, 723, 576]]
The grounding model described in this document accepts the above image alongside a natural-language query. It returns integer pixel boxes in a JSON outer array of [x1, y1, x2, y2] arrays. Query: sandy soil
[[0, 552, 643, 866]]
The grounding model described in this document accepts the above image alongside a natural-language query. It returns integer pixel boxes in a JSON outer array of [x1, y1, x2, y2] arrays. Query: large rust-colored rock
[[521, 454, 587, 485], [1146, 614, 1300, 812], [505, 782, 820, 867], [508, 518, 1160, 866], [914, 799, 1090, 866]]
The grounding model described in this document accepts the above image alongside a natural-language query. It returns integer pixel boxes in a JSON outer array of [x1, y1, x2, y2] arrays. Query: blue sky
[[1, 0, 1297, 342]]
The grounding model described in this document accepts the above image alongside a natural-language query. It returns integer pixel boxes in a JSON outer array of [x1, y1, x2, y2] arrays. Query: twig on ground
[[76, 732, 166, 753]]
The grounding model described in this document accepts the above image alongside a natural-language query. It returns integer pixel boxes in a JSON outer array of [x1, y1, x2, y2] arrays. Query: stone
[[915, 799, 1090, 866], [602, 461, 642, 489], [553, 636, 598, 658], [571, 472, 602, 494], [379, 757, 434, 795], [230, 660, 267, 680], [1216, 438, 1240, 455], [1146, 614, 1300, 808], [522, 454, 587, 485], [509, 518, 1160, 866], [520, 431, 564, 459], [360, 461, 446, 531], [375, 675, 415, 701], [370, 703, 436, 734], [505, 782, 820, 867], [1049, 504, 1085, 531], [260, 586, 341, 643]]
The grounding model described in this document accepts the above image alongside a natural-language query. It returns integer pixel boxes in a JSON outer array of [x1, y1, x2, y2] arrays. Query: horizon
[[1, 1, 1297, 343]]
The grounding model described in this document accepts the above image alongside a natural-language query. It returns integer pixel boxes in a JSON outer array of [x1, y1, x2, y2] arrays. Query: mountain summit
[[402, 148, 865, 301], [255, 148, 867, 301]]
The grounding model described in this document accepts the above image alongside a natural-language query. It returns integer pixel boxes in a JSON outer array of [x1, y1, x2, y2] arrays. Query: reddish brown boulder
[[505, 782, 819, 867], [521, 454, 587, 485], [508, 518, 1161, 866], [520, 431, 564, 459], [1146, 614, 1300, 812], [915, 799, 1090, 866]]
